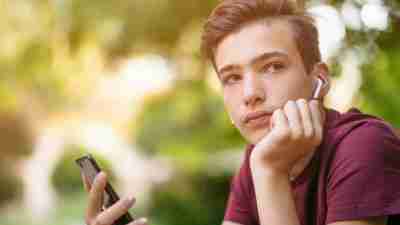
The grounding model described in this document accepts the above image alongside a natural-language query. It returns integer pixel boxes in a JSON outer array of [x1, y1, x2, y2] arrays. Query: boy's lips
[[243, 111, 273, 129]]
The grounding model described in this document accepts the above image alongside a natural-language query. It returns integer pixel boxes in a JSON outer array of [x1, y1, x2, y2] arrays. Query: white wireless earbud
[[312, 76, 327, 99]]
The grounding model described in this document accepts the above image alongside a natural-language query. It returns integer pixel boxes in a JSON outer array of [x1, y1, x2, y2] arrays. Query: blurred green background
[[0, 0, 399, 225]]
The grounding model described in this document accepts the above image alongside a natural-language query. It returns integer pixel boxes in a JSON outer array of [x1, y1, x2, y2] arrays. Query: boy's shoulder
[[324, 107, 397, 147], [320, 107, 400, 176]]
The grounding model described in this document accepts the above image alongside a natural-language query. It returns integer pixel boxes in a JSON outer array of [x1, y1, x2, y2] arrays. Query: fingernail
[[124, 196, 136, 206]]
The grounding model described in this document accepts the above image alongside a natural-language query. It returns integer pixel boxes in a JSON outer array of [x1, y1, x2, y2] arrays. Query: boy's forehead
[[214, 19, 298, 69]]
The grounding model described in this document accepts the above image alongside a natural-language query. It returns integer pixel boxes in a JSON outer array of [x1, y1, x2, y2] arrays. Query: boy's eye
[[262, 62, 285, 73], [224, 74, 241, 84]]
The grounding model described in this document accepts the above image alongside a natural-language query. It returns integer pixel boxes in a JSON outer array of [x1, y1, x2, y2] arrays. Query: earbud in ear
[[312, 76, 326, 99]]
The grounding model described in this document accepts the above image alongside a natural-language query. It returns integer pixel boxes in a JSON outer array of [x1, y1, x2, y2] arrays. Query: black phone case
[[76, 154, 134, 225]]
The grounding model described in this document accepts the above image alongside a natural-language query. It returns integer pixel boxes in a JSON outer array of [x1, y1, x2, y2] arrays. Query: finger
[[81, 172, 91, 192], [87, 172, 107, 221], [296, 99, 314, 139], [96, 196, 136, 225], [309, 100, 323, 144], [272, 108, 289, 130], [128, 217, 148, 225], [270, 108, 290, 143], [283, 100, 303, 140]]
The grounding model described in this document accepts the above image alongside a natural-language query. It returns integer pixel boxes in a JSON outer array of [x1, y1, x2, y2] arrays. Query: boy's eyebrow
[[218, 65, 241, 76], [250, 51, 289, 65], [217, 51, 289, 76]]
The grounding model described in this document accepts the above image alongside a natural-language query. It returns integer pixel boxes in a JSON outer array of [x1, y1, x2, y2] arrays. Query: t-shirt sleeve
[[224, 148, 254, 225], [326, 122, 400, 224]]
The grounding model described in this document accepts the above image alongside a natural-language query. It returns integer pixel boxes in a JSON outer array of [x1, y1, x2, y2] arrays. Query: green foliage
[[51, 145, 115, 195], [134, 78, 244, 223], [0, 113, 31, 206], [358, 25, 400, 128], [135, 79, 245, 171], [149, 169, 231, 225], [0, 112, 33, 159], [0, 163, 22, 206]]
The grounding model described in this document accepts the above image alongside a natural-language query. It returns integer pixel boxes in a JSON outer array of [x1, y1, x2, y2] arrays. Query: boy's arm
[[251, 168, 300, 225], [248, 99, 322, 225], [251, 166, 387, 225]]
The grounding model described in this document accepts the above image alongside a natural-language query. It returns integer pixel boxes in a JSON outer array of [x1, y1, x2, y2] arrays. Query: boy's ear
[[311, 62, 330, 98]]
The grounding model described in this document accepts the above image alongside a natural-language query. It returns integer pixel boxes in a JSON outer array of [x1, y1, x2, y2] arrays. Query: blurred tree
[[149, 169, 231, 225], [0, 112, 33, 160], [135, 79, 245, 171], [0, 165, 22, 206], [0, 112, 33, 205], [358, 22, 400, 128], [134, 78, 245, 224]]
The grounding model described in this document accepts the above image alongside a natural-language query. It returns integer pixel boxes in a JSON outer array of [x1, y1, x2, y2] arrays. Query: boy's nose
[[243, 75, 266, 107]]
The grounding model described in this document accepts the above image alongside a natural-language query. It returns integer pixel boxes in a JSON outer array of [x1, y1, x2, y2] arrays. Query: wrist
[[250, 150, 291, 177], [251, 165, 291, 186], [250, 155, 290, 180]]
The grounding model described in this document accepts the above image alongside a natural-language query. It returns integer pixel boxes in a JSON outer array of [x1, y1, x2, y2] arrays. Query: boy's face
[[215, 20, 315, 144]]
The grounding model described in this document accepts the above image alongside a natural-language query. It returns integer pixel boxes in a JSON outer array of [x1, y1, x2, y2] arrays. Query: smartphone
[[76, 154, 134, 225]]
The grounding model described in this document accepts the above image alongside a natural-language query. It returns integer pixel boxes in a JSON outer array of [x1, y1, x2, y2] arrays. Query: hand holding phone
[[77, 155, 148, 225]]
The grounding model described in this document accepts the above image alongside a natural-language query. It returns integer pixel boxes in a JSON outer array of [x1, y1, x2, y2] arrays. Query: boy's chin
[[243, 127, 271, 144]]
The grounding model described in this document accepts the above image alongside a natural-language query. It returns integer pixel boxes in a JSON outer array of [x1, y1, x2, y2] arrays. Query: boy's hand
[[81, 172, 148, 225], [250, 99, 325, 176]]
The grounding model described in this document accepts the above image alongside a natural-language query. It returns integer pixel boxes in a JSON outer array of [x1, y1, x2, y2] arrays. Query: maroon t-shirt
[[224, 108, 400, 225]]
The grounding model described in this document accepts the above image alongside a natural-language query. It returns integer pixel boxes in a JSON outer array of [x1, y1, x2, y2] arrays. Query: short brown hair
[[201, 0, 321, 73]]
